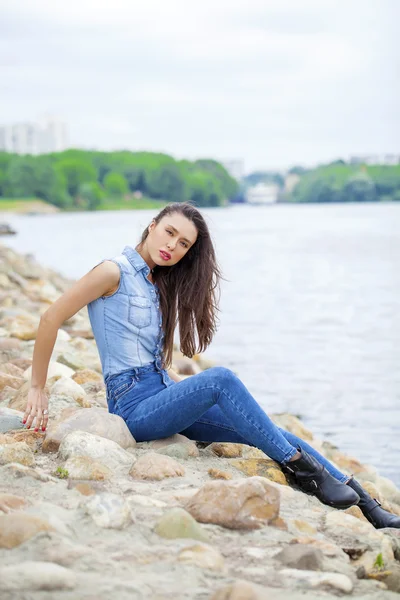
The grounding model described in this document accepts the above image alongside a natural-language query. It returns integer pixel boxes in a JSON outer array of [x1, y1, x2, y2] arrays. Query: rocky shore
[[0, 242, 399, 599]]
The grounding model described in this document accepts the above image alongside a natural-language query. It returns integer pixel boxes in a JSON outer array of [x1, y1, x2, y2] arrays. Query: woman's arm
[[24, 261, 120, 430], [167, 367, 182, 383]]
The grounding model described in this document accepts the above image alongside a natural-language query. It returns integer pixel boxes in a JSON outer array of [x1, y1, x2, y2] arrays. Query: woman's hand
[[23, 387, 49, 432]]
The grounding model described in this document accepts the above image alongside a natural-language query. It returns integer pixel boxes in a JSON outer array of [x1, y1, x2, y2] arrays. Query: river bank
[[0, 242, 400, 598], [0, 196, 169, 216]]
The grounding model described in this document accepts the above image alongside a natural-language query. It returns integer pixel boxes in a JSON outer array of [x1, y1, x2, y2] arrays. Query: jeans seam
[[132, 382, 296, 463]]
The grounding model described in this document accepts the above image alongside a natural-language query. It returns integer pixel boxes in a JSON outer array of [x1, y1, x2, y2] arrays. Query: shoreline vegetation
[[1, 150, 400, 215], [0, 243, 400, 596]]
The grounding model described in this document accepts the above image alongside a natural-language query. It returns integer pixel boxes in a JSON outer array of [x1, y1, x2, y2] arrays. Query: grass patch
[[0, 197, 59, 213]]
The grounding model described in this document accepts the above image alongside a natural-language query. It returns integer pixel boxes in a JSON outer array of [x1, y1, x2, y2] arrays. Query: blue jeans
[[105, 362, 349, 483]]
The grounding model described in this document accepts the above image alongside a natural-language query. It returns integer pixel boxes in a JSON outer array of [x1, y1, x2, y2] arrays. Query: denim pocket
[[108, 373, 138, 404], [128, 295, 152, 328]]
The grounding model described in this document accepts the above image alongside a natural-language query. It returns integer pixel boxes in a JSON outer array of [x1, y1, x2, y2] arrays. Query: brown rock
[[230, 458, 288, 486], [0, 362, 24, 377], [208, 468, 232, 480], [291, 519, 318, 535], [184, 476, 280, 530], [209, 442, 243, 458], [345, 505, 369, 522], [0, 373, 25, 392], [4, 429, 45, 451], [68, 482, 97, 496], [0, 513, 54, 548], [0, 493, 27, 513], [269, 515, 288, 531], [172, 356, 202, 375], [10, 358, 32, 371], [72, 369, 103, 385], [0, 441, 35, 466], [270, 413, 314, 441], [129, 452, 185, 480]]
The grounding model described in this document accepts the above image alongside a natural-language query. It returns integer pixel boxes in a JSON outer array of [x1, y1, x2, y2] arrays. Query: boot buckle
[[373, 498, 382, 507]]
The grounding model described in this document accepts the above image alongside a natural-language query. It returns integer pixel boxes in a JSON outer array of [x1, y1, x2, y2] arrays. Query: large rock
[[230, 458, 288, 486], [154, 507, 210, 542], [279, 569, 353, 594], [0, 561, 76, 591], [58, 430, 134, 473], [5, 314, 40, 341], [84, 492, 132, 529], [129, 452, 185, 480], [0, 373, 25, 391], [177, 543, 225, 572], [184, 476, 280, 530], [270, 413, 314, 441], [72, 369, 103, 385], [0, 513, 54, 548], [63, 455, 112, 480], [43, 407, 136, 453], [274, 545, 324, 571], [50, 376, 87, 402], [322, 510, 394, 571], [0, 406, 24, 433], [23, 360, 74, 381], [0, 441, 35, 466]]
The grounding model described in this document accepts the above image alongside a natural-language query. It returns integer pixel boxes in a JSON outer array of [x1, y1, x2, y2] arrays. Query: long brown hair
[[137, 202, 224, 369]]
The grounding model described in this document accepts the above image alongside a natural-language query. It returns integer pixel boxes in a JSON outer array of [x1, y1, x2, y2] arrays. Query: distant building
[[222, 159, 245, 181], [0, 117, 68, 155], [284, 173, 300, 194], [349, 154, 400, 166], [246, 183, 279, 205]]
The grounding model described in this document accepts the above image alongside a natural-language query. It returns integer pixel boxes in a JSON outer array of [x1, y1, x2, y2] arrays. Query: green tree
[[56, 158, 97, 197], [104, 172, 128, 197], [78, 182, 104, 210]]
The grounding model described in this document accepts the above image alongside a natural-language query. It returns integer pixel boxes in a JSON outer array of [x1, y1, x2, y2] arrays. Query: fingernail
[[27, 426, 30, 429], [22, 420, 26, 424], [42, 427, 46, 432], [34, 428, 38, 432]]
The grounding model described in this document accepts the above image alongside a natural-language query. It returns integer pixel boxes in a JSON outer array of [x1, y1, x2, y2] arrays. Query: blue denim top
[[87, 245, 164, 381]]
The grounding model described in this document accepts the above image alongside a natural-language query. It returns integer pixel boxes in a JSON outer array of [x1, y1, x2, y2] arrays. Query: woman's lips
[[159, 250, 171, 260]]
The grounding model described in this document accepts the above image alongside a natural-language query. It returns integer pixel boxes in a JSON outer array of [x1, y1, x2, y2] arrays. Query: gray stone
[[154, 507, 210, 542], [275, 544, 324, 571], [85, 492, 132, 529], [58, 430, 135, 473], [0, 561, 76, 591]]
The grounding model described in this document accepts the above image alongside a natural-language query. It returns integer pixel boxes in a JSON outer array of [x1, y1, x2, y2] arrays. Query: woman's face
[[147, 213, 198, 267]]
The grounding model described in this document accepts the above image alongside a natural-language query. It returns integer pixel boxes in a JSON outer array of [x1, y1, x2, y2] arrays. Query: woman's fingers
[[23, 388, 49, 431], [42, 410, 49, 432]]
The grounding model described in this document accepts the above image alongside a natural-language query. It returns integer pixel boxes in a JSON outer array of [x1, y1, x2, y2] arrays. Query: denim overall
[[88, 246, 348, 482]]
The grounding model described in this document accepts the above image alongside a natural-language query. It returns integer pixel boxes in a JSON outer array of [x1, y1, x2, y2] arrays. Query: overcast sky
[[1, 0, 399, 172]]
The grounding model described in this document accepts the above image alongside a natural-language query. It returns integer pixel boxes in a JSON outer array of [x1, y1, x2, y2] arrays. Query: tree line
[[0, 150, 239, 210], [242, 161, 400, 203], [288, 161, 400, 203]]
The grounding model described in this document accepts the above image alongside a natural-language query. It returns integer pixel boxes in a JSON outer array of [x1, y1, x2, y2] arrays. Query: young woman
[[25, 201, 399, 530]]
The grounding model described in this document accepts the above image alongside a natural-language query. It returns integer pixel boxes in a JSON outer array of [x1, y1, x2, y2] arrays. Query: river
[[3, 202, 400, 485]]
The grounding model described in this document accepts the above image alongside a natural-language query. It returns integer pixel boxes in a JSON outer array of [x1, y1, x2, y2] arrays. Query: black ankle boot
[[347, 477, 400, 529], [281, 447, 360, 509]]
